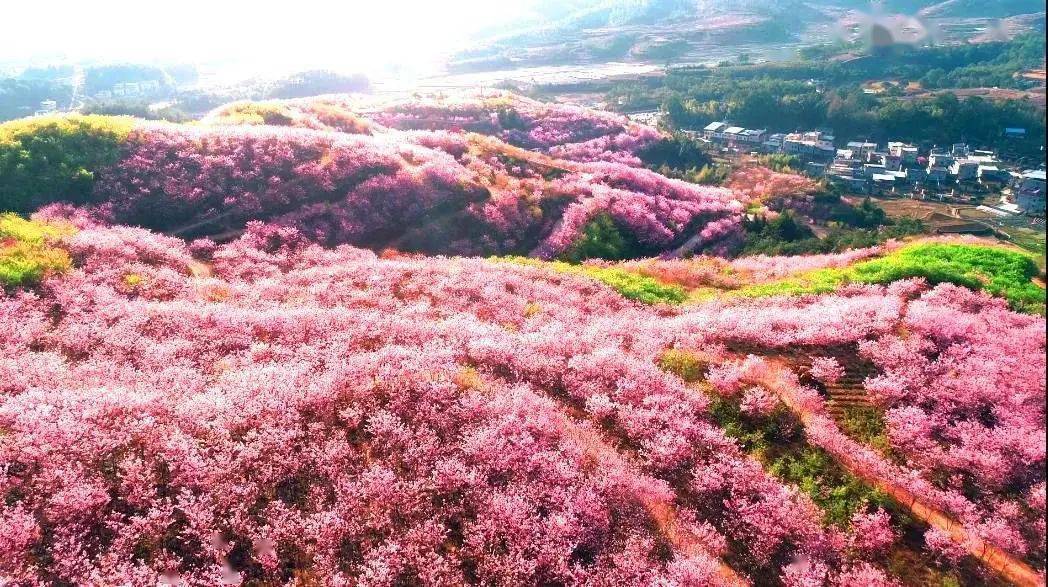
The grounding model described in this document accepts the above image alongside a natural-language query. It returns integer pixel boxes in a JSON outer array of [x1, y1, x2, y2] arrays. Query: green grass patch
[[0, 213, 74, 287], [496, 256, 687, 305], [734, 242, 1045, 313], [657, 348, 709, 382], [707, 395, 890, 527], [837, 405, 895, 459], [1004, 227, 1047, 273], [0, 114, 135, 213]]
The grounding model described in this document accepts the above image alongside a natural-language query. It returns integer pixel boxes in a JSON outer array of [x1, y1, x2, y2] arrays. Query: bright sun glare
[[3, 0, 533, 75]]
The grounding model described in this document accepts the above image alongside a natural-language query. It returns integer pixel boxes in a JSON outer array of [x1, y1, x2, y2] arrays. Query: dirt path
[[747, 359, 1044, 587], [666, 229, 707, 260], [560, 422, 749, 587], [187, 260, 213, 279], [466, 370, 749, 586]]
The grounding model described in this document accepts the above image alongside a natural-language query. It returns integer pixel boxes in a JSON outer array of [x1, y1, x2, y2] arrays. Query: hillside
[[0, 95, 1045, 585], [451, 0, 1047, 71], [1, 95, 747, 259]]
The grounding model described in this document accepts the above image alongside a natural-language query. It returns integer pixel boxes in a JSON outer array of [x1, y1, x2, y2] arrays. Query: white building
[[783, 131, 835, 160], [703, 122, 729, 141], [846, 141, 878, 161], [863, 163, 887, 178], [949, 160, 979, 182], [977, 165, 1009, 184], [928, 149, 954, 169], [1016, 169, 1046, 214], [34, 100, 58, 116], [887, 142, 919, 164]]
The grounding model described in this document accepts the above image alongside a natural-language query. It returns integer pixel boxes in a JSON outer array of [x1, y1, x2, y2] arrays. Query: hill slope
[[1, 95, 745, 259], [0, 94, 1044, 585]]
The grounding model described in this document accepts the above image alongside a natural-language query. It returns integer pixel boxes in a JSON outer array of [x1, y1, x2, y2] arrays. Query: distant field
[[1021, 68, 1047, 81], [869, 196, 1048, 271], [901, 86, 1047, 108], [860, 196, 962, 220], [1004, 226, 1048, 271]]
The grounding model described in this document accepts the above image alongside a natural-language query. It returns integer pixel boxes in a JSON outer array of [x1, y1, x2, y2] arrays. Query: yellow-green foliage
[[0, 114, 134, 213], [735, 243, 1045, 313], [213, 103, 295, 126], [0, 213, 74, 287], [496, 257, 688, 305], [657, 348, 708, 382]]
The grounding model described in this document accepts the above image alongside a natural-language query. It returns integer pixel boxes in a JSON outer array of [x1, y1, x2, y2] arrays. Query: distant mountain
[[453, 0, 1046, 72], [915, 0, 1045, 18], [472, 0, 826, 46]]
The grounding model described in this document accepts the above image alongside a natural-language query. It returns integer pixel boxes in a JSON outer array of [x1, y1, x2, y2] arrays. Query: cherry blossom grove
[[0, 94, 1045, 587], [23, 105, 743, 259], [1, 218, 1044, 585]]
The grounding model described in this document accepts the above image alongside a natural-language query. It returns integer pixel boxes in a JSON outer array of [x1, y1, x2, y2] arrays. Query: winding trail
[[187, 260, 213, 279], [560, 422, 749, 587], [742, 358, 1044, 587], [467, 371, 749, 586], [666, 229, 709, 260]]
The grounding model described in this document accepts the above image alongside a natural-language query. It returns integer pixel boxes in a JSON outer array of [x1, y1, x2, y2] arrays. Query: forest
[[609, 34, 1047, 155]]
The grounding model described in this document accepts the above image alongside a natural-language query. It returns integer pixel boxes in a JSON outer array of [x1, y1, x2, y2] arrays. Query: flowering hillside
[[1, 97, 743, 259], [358, 92, 663, 166], [0, 95, 1045, 586], [0, 218, 1043, 585]]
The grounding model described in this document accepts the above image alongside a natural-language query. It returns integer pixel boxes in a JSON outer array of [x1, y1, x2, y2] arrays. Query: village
[[690, 120, 1047, 218]]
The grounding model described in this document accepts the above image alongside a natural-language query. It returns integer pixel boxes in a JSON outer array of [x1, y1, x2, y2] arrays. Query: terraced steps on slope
[[747, 359, 1045, 587], [722, 342, 879, 422]]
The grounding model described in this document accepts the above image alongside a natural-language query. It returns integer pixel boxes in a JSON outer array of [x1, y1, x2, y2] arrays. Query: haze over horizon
[[2, 0, 537, 74]]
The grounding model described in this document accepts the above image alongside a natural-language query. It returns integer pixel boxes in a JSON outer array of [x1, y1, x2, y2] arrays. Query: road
[[67, 65, 85, 112]]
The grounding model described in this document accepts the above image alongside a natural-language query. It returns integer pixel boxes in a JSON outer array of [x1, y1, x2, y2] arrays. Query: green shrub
[[851, 243, 1042, 312], [838, 405, 893, 457], [692, 163, 732, 185], [741, 211, 817, 254], [707, 394, 889, 527], [0, 115, 134, 213], [767, 445, 889, 527], [0, 213, 73, 287], [658, 348, 708, 382], [636, 132, 712, 174], [562, 213, 642, 263], [757, 153, 802, 173], [214, 103, 295, 126]]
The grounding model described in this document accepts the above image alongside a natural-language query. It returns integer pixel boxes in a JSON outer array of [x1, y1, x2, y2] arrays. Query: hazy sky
[[2, 0, 536, 72]]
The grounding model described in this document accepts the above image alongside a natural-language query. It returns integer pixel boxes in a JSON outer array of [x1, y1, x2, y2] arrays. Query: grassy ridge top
[[505, 242, 1045, 314], [495, 256, 689, 305], [0, 115, 135, 213], [732, 242, 1044, 313]]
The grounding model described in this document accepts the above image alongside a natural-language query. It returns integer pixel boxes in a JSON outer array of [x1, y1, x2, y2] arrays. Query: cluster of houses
[[814, 142, 1044, 215], [94, 79, 162, 100], [33, 99, 58, 116], [1014, 168, 1046, 215], [694, 122, 838, 159], [691, 121, 1045, 216]]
